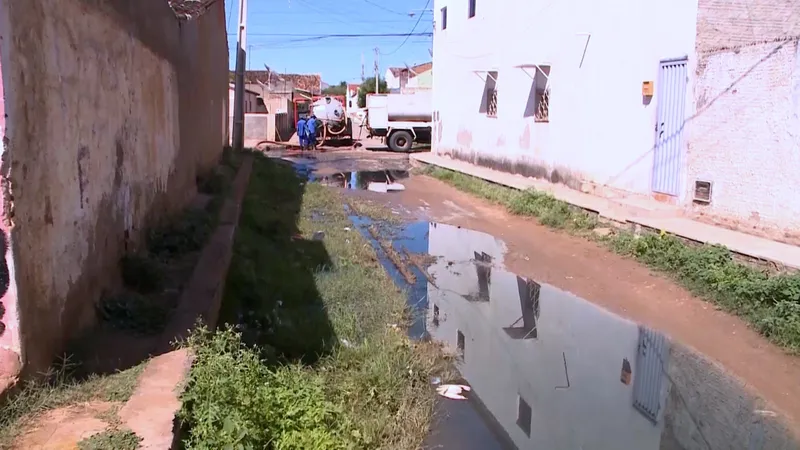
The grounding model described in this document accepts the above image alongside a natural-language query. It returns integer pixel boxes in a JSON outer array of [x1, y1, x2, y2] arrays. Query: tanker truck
[[294, 95, 353, 144], [365, 91, 432, 152]]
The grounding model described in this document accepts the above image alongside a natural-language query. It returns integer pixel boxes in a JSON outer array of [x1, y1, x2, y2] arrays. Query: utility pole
[[232, 0, 248, 151], [373, 47, 380, 95], [361, 52, 365, 82]]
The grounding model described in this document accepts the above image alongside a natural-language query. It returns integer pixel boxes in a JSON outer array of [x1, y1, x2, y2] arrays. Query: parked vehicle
[[366, 91, 432, 152]]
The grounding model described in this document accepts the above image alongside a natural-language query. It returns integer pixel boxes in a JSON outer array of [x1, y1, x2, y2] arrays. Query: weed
[[120, 254, 165, 294], [98, 291, 170, 334], [77, 429, 141, 450], [148, 210, 213, 260], [423, 165, 800, 352], [181, 156, 453, 449], [0, 362, 143, 447]]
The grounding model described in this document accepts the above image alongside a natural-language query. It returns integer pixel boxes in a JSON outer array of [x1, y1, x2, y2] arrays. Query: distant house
[[229, 82, 261, 114], [346, 83, 360, 110], [385, 62, 433, 93]]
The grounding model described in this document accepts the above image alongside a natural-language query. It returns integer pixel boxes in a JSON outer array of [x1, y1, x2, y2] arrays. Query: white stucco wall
[[432, 0, 698, 195]]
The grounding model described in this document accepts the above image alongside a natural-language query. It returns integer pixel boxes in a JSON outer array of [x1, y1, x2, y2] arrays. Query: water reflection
[[318, 170, 410, 190], [354, 218, 799, 450]]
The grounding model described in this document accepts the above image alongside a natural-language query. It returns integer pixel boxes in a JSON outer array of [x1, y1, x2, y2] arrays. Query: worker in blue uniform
[[296, 116, 307, 150], [306, 114, 318, 150]]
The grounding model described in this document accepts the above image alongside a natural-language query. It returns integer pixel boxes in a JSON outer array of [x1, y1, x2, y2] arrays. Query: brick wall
[[686, 0, 800, 241]]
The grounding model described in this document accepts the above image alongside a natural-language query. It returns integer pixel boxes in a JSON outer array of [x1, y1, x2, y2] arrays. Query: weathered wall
[[0, 0, 228, 374], [686, 0, 800, 239], [432, 0, 698, 196]]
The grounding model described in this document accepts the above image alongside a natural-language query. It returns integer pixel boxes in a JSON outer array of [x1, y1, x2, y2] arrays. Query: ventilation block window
[[486, 71, 498, 118], [534, 65, 550, 122], [468, 0, 476, 18], [441, 7, 448, 30]]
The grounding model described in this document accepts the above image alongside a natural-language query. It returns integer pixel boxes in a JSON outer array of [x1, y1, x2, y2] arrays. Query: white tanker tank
[[366, 91, 432, 152], [310, 96, 352, 142]]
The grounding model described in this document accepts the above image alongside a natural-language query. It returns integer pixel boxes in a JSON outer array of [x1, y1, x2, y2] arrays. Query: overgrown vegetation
[[99, 152, 239, 334], [77, 429, 142, 450], [179, 156, 454, 449], [0, 362, 144, 447], [421, 165, 800, 353]]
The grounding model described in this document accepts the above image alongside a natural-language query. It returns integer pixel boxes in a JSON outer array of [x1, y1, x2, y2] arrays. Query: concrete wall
[[685, 0, 800, 238], [432, 0, 699, 195], [239, 112, 293, 146], [0, 0, 228, 375]]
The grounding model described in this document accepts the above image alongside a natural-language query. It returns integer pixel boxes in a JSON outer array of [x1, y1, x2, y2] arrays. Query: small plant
[[98, 292, 170, 335], [148, 210, 213, 260], [179, 328, 356, 450], [78, 429, 141, 450], [120, 254, 165, 294]]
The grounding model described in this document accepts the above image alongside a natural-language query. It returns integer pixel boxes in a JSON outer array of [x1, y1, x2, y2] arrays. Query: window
[[441, 7, 448, 30], [517, 396, 532, 437], [486, 87, 498, 118], [456, 330, 465, 359], [468, 0, 476, 18], [534, 65, 550, 122]]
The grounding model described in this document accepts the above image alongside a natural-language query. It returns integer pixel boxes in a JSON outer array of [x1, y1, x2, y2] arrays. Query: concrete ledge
[[119, 349, 194, 450], [412, 152, 800, 270]]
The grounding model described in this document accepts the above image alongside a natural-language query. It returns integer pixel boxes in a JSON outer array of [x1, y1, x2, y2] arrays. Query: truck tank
[[386, 91, 432, 122], [311, 97, 346, 125]]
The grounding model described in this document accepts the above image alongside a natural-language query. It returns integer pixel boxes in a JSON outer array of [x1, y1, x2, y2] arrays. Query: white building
[[432, 0, 800, 241]]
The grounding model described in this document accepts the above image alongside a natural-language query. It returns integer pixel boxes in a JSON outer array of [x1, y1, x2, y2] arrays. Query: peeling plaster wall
[[432, 0, 699, 196], [686, 0, 800, 239], [0, 0, 228, 374]]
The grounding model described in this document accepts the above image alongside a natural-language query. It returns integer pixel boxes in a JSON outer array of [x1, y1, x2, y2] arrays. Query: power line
[[381, 0, 431, 56], [360, 0, 407, 16]]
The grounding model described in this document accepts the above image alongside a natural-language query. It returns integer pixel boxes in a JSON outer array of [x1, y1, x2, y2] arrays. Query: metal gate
[[651, 58, 688, 196]]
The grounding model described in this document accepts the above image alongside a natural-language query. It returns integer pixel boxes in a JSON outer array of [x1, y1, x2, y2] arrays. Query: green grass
[[0, 362, 144, 447], [179, 155, 454, 450], [421, 165, 800, 354], [77, 429, 142, 450]]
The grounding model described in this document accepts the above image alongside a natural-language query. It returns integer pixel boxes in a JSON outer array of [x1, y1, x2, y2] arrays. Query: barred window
[[534, 65, 550, 122], [486, 88, 498, 117]]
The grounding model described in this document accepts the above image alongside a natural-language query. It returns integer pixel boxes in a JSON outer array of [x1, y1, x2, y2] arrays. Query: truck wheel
[[388, 130, 413, 152]]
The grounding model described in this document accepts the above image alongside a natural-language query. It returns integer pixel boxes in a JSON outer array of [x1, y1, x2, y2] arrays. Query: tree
[[358, 77, 388, 108], [322, 81, 347, 96]]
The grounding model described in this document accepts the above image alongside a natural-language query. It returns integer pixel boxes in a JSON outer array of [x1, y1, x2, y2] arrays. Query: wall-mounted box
[[642, 81, 654, 97]]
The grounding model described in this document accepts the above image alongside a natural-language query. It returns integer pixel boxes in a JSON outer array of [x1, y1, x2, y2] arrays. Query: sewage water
[[349, 217, 799, 450]]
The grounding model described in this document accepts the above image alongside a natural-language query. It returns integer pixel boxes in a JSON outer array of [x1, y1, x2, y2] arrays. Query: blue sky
[[224, 0, 433, 84]]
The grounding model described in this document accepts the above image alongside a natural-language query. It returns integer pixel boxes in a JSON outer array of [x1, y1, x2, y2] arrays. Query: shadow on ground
[[219, 155, 337, 364]]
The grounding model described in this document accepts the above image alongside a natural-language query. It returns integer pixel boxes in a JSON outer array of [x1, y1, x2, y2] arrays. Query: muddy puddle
[[348, 217, 799, 450], [281, 156, 798, 449]]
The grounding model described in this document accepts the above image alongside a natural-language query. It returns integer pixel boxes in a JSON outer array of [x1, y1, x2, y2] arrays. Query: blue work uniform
[[296, 118, 307, 148], [306, 116, 317, 149]]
